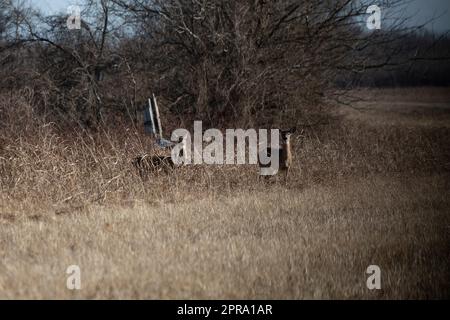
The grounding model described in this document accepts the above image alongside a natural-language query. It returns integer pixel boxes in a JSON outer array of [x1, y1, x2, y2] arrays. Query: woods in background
[[0, 0, 449, 130]]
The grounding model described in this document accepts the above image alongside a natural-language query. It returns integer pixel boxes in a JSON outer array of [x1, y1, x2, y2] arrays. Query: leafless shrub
[[2, 0, 441, 129]]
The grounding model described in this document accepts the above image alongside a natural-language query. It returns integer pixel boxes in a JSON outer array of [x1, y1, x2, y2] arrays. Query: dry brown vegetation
[[0, 87, 449, 299], [1, 0, 449, 300]]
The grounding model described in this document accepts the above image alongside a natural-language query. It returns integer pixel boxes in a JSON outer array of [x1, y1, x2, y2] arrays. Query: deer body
[[133, 154, 175, 177], [281, 135, 293, 173], [132, 136, 186, 178], [258, 129, 294, 180]]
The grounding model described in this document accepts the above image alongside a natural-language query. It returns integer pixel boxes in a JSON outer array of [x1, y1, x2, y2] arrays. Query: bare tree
[[110, 0, 423, 127], [0, 0, 128, 127], [1, 0, 448, 130]]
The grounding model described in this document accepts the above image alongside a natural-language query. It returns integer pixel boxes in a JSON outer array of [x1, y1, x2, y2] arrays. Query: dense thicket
[[0, 0, 449, 130]]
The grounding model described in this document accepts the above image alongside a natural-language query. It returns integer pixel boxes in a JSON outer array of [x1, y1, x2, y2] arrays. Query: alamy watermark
[[367, 5, 382, 30], [66, 4, 381, 31], [366, 265, 381, 290], [66, 265, 81, 290], [66, 6, 81, 30], [169, 121, 282, 176]]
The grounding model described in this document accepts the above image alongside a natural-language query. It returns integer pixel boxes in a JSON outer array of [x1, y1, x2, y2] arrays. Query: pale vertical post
[[144, 98, 157, 135], [152, 93, 163, 139]]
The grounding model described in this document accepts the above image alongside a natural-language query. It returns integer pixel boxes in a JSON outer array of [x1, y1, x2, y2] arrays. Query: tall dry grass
[[1, 91, 449, 211], [0, 88, 449, 299]]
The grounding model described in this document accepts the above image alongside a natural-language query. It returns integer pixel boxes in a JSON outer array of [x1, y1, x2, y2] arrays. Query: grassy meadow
[[0, 87, 449, 299]]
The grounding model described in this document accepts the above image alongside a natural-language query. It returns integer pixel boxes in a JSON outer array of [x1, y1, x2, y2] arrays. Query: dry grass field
[[0, 87, 449, 299]]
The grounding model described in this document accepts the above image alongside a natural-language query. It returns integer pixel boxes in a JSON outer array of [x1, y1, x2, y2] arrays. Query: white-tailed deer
[[258, 128, 296, 181], [133, 136, 185, 178], [132, 153, 175, 177]]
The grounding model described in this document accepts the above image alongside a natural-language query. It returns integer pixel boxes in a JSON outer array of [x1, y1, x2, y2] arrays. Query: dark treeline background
[[355, 31, 450, 87], [1, 0, 449, 131]]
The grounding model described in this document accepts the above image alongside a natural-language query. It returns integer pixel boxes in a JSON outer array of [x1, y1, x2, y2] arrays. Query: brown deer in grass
[[132, 153, 175, 176], [132, 136, 186, 178], [258, 128, 296, 181]]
